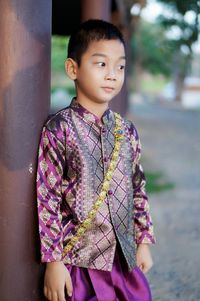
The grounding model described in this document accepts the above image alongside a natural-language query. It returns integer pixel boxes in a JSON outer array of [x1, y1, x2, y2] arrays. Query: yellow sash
[[63, 113, 124, 256]]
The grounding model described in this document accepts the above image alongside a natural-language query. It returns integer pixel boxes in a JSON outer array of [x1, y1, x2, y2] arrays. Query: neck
[[76, 97, 109, 119]]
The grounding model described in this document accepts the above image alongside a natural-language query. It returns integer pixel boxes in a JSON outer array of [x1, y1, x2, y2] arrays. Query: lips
[[101, 87, 115, 93]]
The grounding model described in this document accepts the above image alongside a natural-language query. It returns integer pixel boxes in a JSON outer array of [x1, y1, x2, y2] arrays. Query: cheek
[[117, 73, 125, 87], [83, 68, 102, 82]]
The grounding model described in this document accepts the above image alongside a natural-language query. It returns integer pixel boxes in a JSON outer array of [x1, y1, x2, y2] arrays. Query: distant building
[[182, 50, 200, 109]]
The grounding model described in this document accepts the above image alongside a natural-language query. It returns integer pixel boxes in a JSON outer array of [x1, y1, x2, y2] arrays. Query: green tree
[[130, 19, 177, 94], [156, 0, 200, 100], [131, 20, 175, 76], [157, 0, 199, 47]]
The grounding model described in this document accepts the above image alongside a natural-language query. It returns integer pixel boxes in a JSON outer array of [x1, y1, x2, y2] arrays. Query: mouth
[[101, 87, 115, 93]]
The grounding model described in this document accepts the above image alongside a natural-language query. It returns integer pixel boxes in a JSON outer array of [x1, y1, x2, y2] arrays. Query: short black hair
[[67, 19, 125, 66]]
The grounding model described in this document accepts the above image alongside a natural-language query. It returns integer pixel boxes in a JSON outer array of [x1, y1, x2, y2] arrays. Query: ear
[[65, 58, 78, 80]]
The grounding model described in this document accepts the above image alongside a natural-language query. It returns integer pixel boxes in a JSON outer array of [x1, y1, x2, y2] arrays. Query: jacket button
[[108, 189, 113, 195]]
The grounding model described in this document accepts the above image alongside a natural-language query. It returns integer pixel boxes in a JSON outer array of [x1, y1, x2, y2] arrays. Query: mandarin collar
[[69, 98, 114, 126]]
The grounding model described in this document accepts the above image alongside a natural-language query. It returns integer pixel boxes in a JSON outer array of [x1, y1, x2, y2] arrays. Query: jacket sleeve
[[128, 122, 156, 245], [36, 123, 66, 262]]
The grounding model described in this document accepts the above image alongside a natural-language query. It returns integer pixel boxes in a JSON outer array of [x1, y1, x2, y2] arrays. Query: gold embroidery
[[47, 172, 57, 188], [63, 113, 124, 256], [40, 159, 48, 174]]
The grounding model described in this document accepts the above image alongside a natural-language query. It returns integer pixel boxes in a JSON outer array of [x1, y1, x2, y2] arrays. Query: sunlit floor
[[128, 99, 200, 301]]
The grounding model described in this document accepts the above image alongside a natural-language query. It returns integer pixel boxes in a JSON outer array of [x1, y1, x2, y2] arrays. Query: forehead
[[84, 39, 125, 59]]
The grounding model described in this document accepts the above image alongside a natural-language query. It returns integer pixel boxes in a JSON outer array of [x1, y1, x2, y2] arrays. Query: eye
[[96, 62, 106, 67], [118, 65, 125, 70]]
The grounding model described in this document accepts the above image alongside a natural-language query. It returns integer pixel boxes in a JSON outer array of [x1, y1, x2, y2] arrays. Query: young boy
[[37, 19, 155, 301]]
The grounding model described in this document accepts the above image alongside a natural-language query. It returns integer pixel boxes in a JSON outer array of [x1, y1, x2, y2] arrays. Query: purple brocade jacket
[[36, 98, 155, 271]]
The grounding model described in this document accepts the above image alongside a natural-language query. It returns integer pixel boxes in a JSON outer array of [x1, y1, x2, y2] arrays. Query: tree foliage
[[155, 0, 200, 99], [157, 0, 200, 15], [156, 0, 200, 52], [131, 20, 175, 76]]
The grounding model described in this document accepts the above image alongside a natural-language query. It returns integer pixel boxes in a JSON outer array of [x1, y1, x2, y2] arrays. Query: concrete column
[[0, 1, 51, 300], [81, 0, 111, 22]]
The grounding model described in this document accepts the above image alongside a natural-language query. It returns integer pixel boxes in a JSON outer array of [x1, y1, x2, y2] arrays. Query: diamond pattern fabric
[[36, 98, 155, 271]]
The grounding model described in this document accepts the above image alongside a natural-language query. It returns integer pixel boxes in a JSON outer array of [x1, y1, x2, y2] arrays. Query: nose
[[105, 68, 116, 81]]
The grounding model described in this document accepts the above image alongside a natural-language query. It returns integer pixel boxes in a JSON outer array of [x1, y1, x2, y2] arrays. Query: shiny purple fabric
[[37, 98, 155, 269], [65, 248, 152, 301]]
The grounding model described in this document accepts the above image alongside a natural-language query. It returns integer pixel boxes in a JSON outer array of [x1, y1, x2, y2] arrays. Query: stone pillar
[[0, 1, 51, 300], [81, 0, 111, 22]]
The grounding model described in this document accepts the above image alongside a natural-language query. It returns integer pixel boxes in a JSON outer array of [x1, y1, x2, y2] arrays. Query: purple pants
[[65, 248, 152, 301]]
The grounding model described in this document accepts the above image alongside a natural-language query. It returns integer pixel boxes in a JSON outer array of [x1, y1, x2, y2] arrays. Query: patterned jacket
[[36, 98, 155, 271]]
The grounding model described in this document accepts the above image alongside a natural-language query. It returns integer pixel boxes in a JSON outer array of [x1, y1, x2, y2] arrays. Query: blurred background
[[51, 1, 200, 300]]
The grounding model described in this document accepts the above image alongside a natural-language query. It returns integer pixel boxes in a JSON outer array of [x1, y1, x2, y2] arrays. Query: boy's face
[[67, 39, 126, 105]]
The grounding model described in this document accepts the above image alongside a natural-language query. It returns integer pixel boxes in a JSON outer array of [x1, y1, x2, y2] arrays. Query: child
[[36, 19, 156, 301]]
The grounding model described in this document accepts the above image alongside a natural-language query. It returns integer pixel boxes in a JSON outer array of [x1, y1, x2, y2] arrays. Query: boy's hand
[[44, 261, 73, 301], [136, 243, 153, 274]]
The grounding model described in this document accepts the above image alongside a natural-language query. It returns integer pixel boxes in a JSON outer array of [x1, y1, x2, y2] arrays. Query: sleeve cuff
[[135, 231, 156, 245], [41, 247, 63, 263]]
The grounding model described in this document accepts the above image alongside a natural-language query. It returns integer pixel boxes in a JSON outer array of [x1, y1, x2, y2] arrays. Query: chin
[[98, 99, 112, 104], [93, 97, 111, 104], [101, 95, 115, 103]]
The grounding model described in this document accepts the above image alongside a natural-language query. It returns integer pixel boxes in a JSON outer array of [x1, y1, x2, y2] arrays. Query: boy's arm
[[37, 125, 66, 263], [130, 123, 155, 245], [128, 122, 155, 273], [133, 148, 155, 245], [37, 125, 73, 301]]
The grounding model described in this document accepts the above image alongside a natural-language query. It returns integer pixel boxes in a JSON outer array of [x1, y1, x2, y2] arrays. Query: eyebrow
[[91, 53, 126, 60]]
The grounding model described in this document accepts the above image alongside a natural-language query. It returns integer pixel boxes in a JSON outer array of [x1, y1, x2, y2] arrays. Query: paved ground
[[128, 100, 200, 301]]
